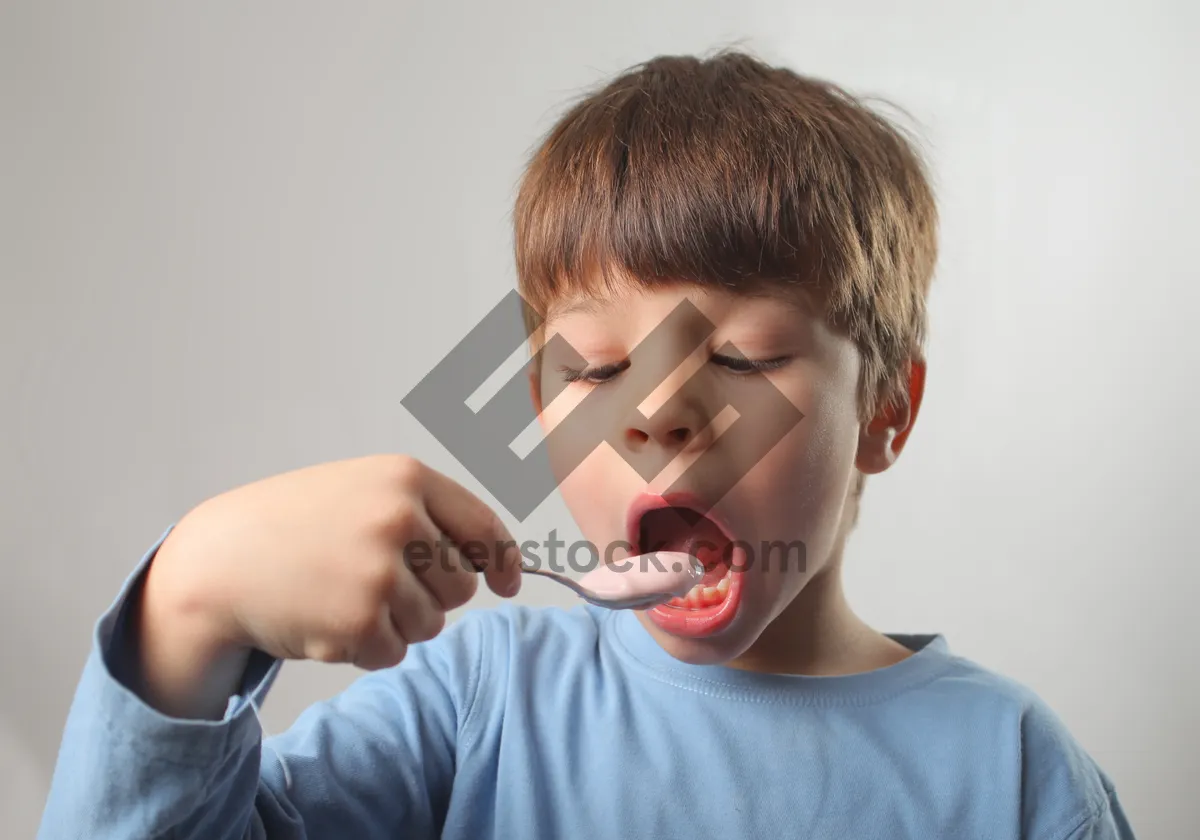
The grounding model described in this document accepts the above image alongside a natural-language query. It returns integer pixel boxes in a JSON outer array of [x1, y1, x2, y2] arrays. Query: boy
[[38, 51, 1136, 838]]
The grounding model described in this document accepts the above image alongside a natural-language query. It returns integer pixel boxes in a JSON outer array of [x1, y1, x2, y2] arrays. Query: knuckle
[[457, 540, 488, 572], [357, 639, 407, 671], [443, 571, 478, 609], [482, 507, 508, 548], [347, 609, 381, 644], [401, 544, 433, 578], [461, 568, 481, 598], [378, 640, 409, 669], [387, 454, 424, 490], [386, 639, 410, 668], [375, 501, 422, 546], [306, 639, 347, 664], [325, 606, 380, 654], [411, 608, 446, 643], [365, 560, 398, 597], [392, 503, 421, 538]]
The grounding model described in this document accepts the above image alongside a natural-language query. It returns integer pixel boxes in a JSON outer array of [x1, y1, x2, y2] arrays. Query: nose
[[624, 372, 717, 456]]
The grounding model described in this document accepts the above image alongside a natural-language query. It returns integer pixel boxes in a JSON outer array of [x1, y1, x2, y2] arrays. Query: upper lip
[[625, 491, 735, 557]]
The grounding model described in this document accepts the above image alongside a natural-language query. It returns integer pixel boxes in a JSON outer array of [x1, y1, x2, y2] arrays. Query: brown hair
[[513, 49, 938, 424]]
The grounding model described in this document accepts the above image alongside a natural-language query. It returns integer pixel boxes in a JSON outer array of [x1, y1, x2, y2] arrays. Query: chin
[[634, 570, 769, 665], [635, 563, 815, 668], [635, 605, 761, 665], [611, 489, 818, 665]]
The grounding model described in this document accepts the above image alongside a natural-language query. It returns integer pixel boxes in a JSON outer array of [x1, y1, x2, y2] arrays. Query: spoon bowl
[[519, 552, 706, 610]]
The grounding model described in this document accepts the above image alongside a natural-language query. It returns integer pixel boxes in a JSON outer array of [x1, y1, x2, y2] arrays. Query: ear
[[855, 358, 926, 475]]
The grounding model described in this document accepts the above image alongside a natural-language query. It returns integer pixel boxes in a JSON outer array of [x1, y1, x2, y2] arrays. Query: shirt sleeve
[[1058, 783, 1137, 840], [1018, 696, 1138, 840], [37, 528, 488, 840]]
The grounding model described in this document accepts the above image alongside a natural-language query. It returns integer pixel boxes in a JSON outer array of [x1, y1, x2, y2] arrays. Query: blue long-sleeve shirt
[[38, 531, 1136, 838]]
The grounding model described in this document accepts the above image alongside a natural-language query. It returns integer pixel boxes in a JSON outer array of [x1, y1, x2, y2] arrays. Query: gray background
[[2, 2, 1196, 837]]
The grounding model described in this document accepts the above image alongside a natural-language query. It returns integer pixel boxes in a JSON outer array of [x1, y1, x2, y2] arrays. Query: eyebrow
[[543, 285, 818, 323], [544, 296, 617, 321]]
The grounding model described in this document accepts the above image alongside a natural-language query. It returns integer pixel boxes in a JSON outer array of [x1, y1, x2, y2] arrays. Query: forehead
[[542, 281, 819, 327]]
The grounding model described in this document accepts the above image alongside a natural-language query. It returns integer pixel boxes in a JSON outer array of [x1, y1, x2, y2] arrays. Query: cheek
[[796, 388, 860, 491], [539, 377, 634, 494], [538, 378, 633, 546], [556, 447, 629, 547], [538, 384, 592, 484], [738, 377, 860, 549]]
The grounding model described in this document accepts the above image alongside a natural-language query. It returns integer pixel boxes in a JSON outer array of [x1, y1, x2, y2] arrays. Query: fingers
[[386, 564, 447, 645], [415, 464, 523, 598], [476, 539, 522, 599], [353, 605, 409, 671], [401, 509, 479, 609], [357, 513, 460, 669]]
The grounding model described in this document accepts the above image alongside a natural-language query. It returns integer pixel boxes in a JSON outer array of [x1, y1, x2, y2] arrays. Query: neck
[[727, 551, 913, 677]]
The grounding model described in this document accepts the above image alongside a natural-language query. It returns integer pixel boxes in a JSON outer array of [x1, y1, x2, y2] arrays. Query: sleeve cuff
[[85, 525, 283, 763]]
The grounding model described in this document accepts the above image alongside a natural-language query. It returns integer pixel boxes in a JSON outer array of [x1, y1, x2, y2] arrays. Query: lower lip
[[645, 547, 744, 638]]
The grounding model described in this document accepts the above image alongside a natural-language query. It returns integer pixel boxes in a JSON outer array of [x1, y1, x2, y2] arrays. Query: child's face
[[533, 278, 889, 667]]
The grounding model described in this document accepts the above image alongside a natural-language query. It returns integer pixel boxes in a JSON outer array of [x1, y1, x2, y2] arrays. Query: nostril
[[626, 428, 650, 446], [625, 425, 695, 449]]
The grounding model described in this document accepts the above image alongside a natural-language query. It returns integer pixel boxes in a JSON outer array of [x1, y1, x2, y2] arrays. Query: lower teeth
[[668, 576, 730, 609]]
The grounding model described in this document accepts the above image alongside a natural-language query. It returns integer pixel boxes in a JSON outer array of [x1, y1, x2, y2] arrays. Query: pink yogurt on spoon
[[577, 551, 705, 604]]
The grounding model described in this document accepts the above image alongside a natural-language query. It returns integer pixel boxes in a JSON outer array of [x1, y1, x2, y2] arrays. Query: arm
[[37, 533, 482, 840], [1019, 698, 1138, 840], [1054, 786, 1136, 840]]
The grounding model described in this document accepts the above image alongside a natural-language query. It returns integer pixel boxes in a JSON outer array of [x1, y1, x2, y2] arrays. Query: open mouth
[[636, 507, 733, 608], [626, 493, 742, 636]]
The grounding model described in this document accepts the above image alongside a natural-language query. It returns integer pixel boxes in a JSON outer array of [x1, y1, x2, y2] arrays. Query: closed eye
[[559, 353, 791, 385], [558, 360, 629, 385], [711, 353, 792, 374]]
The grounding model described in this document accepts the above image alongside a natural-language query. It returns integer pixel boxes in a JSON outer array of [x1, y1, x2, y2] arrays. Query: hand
[[139, 454, 521, 716]]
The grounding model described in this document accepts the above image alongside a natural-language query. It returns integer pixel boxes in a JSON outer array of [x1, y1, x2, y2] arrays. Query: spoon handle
[[519, 564, 578, 589], [518, 565, 671, 610]]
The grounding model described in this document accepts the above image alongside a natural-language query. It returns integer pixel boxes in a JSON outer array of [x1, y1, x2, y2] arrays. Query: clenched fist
[[132, 455, 522, 719]]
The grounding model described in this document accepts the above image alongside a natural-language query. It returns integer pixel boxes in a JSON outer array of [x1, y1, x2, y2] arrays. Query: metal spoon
[[519, 553, 706, 610]]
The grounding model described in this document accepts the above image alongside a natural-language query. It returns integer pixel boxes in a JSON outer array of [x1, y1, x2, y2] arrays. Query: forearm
[[130, 545, 252, 721], [38, 533, 283, 839], [40, 529, 475, 840]]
